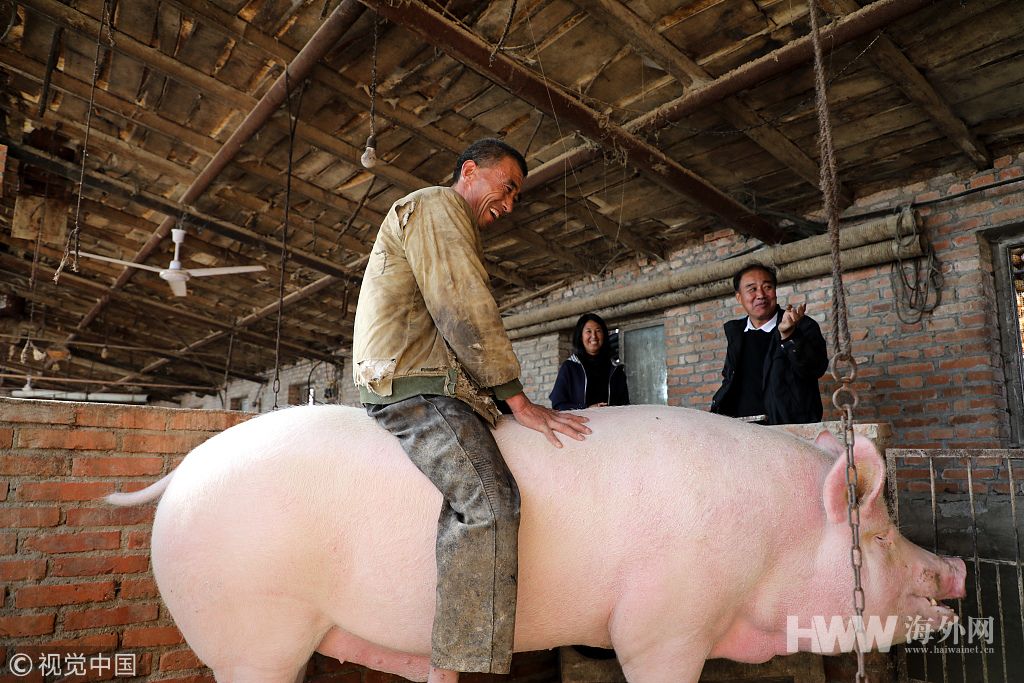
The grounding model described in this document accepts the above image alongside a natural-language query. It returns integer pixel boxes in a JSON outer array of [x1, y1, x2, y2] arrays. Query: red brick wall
[[517, 151, 1024, 451], [1, 398, 249, 682], [0, 397, 560, 682]]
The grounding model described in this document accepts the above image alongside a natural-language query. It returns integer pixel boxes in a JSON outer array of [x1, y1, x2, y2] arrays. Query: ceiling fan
[[79, 229, 266, 297]]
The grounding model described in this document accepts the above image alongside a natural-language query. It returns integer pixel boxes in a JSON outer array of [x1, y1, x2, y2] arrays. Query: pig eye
[[874, 530, 894, 547]]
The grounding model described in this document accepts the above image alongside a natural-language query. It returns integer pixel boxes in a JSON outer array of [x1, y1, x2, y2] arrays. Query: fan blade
[[167, 278, 188, 297], [78, 251, 166, 273], [186, 265, 266, 277]]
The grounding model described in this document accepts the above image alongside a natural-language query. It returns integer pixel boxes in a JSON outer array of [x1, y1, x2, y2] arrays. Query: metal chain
[[807, 0, 866, 680]]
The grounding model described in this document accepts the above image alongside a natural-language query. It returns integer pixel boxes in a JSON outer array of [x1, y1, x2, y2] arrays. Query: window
[[229, 396, 249, 411], [992, 232, 1024, 445], [287, 383, 305, 406], [620, 323, 667, 405]]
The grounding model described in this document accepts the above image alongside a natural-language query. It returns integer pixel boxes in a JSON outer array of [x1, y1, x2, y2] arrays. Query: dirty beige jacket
[[352, 186, 523, 424]]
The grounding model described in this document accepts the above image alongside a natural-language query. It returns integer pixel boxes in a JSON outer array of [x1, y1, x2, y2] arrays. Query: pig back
[[149, 403, 833, 656]]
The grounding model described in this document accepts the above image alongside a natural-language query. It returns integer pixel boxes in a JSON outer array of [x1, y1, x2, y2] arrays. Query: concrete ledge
[[775, 421, 893, 450]]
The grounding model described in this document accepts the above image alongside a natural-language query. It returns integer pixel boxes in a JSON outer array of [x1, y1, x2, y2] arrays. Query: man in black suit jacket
[[710, 263, 829, 425]]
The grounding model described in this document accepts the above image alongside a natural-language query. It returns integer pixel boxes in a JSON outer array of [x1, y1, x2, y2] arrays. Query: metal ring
[[832, 386, 860, 411]]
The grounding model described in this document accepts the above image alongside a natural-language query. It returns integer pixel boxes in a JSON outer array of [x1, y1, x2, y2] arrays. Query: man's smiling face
[[735, 267, 778, 327], [457, 156, 524, 228]]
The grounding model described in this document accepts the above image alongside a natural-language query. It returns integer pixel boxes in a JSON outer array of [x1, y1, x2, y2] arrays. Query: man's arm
[[403, 191, 589, 445], [776, 304, 829, 379], [505, 392, 590, 448], [403, 191, 519, 388]]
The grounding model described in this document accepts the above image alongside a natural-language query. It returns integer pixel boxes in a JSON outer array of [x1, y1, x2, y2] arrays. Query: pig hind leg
[[187, 605, 329, 683], [208, 661, 309, 683]]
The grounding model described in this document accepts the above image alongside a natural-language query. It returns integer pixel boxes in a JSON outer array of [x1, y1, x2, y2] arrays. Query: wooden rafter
[[165, 0, 664, 258], [522, 0, 941, 206], [827, 0, 991, 169], [583, 0, 852, 209], [357, 0, 783, 244], [105, 275, 343, 388], [0, 252, 336, 364], [18, 0, 639, 273]]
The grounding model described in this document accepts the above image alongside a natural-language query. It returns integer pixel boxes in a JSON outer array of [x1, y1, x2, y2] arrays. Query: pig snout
[[918, 555, 966, 601], [940, 556, 967, 600], [905, 552, 966, 628]]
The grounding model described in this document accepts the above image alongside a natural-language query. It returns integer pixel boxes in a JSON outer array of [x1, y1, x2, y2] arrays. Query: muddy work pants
[[366, 395, 521, 673]]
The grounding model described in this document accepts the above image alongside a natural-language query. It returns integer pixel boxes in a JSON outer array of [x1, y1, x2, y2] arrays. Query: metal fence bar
[[891, 449, 910, 683], [1010, 459, 1024, 683], [928, 457, 946, 683], [889, 449, 1024, 683], [967, 459, 987, 682], [995, 561, 1006, 681]]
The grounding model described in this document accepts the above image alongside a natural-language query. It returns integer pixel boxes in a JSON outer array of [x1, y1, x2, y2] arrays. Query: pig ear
[[820, 432, 886, 525]]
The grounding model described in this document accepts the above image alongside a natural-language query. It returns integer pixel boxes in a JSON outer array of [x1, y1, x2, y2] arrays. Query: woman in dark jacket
[[550, 313, 629, 410]]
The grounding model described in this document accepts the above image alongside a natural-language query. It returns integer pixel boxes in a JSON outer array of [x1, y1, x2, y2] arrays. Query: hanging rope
[[808, 1, 866, 682], [55, 0, 114, 283], [270, 70, 305, 411], [489, 0, 518, 65], [891, 208, 942, 323], [331, 176, 376, 253], [220, 329, 235, 410], [272, 69, 305, 410]]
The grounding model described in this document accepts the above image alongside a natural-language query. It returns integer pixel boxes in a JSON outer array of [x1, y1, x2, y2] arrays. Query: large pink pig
[[108, 404, 965, 682]]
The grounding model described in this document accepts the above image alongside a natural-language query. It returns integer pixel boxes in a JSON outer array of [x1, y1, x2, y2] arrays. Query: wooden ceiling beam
[[358, 0, 782, 243], [107, 275, 343, 387], [0, 45, 219, 155], [164, 0, 664, 259], [524, 0, 940, 203], [0, 252, 339, 364], [0, 138, 362, 281], [5, 8, 632, 276], [20, 0, 437, 192], [164, 0, 468, 156], [501, 224, 600, 275], [0, 45, 392, 245], [18, 0, 367, 345], [583, 0, 851, 209], [827, 0, 991, 169], [14, 104, 196, 184], [0, 302, 267, 384], [6, 21, 585, 282]]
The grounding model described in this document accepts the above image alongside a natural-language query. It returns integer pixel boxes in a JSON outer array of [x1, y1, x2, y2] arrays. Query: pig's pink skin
[[125, 405, 964, 682]]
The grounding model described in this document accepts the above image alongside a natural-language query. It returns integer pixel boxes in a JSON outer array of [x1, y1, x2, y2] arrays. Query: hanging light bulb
[[360, 134, 377, 169], [101, 345, 109, 359]]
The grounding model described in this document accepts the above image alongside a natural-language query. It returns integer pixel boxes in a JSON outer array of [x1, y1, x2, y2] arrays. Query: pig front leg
[[610, 607, 710, 683], [615, 636, 709, 683]]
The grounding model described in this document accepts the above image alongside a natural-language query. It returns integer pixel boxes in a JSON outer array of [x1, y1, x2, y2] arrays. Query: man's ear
[[460, 159, 477, 181]]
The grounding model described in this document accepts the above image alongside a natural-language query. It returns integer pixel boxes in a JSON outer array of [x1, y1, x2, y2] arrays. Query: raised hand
[[778, 303, 806, 340]]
